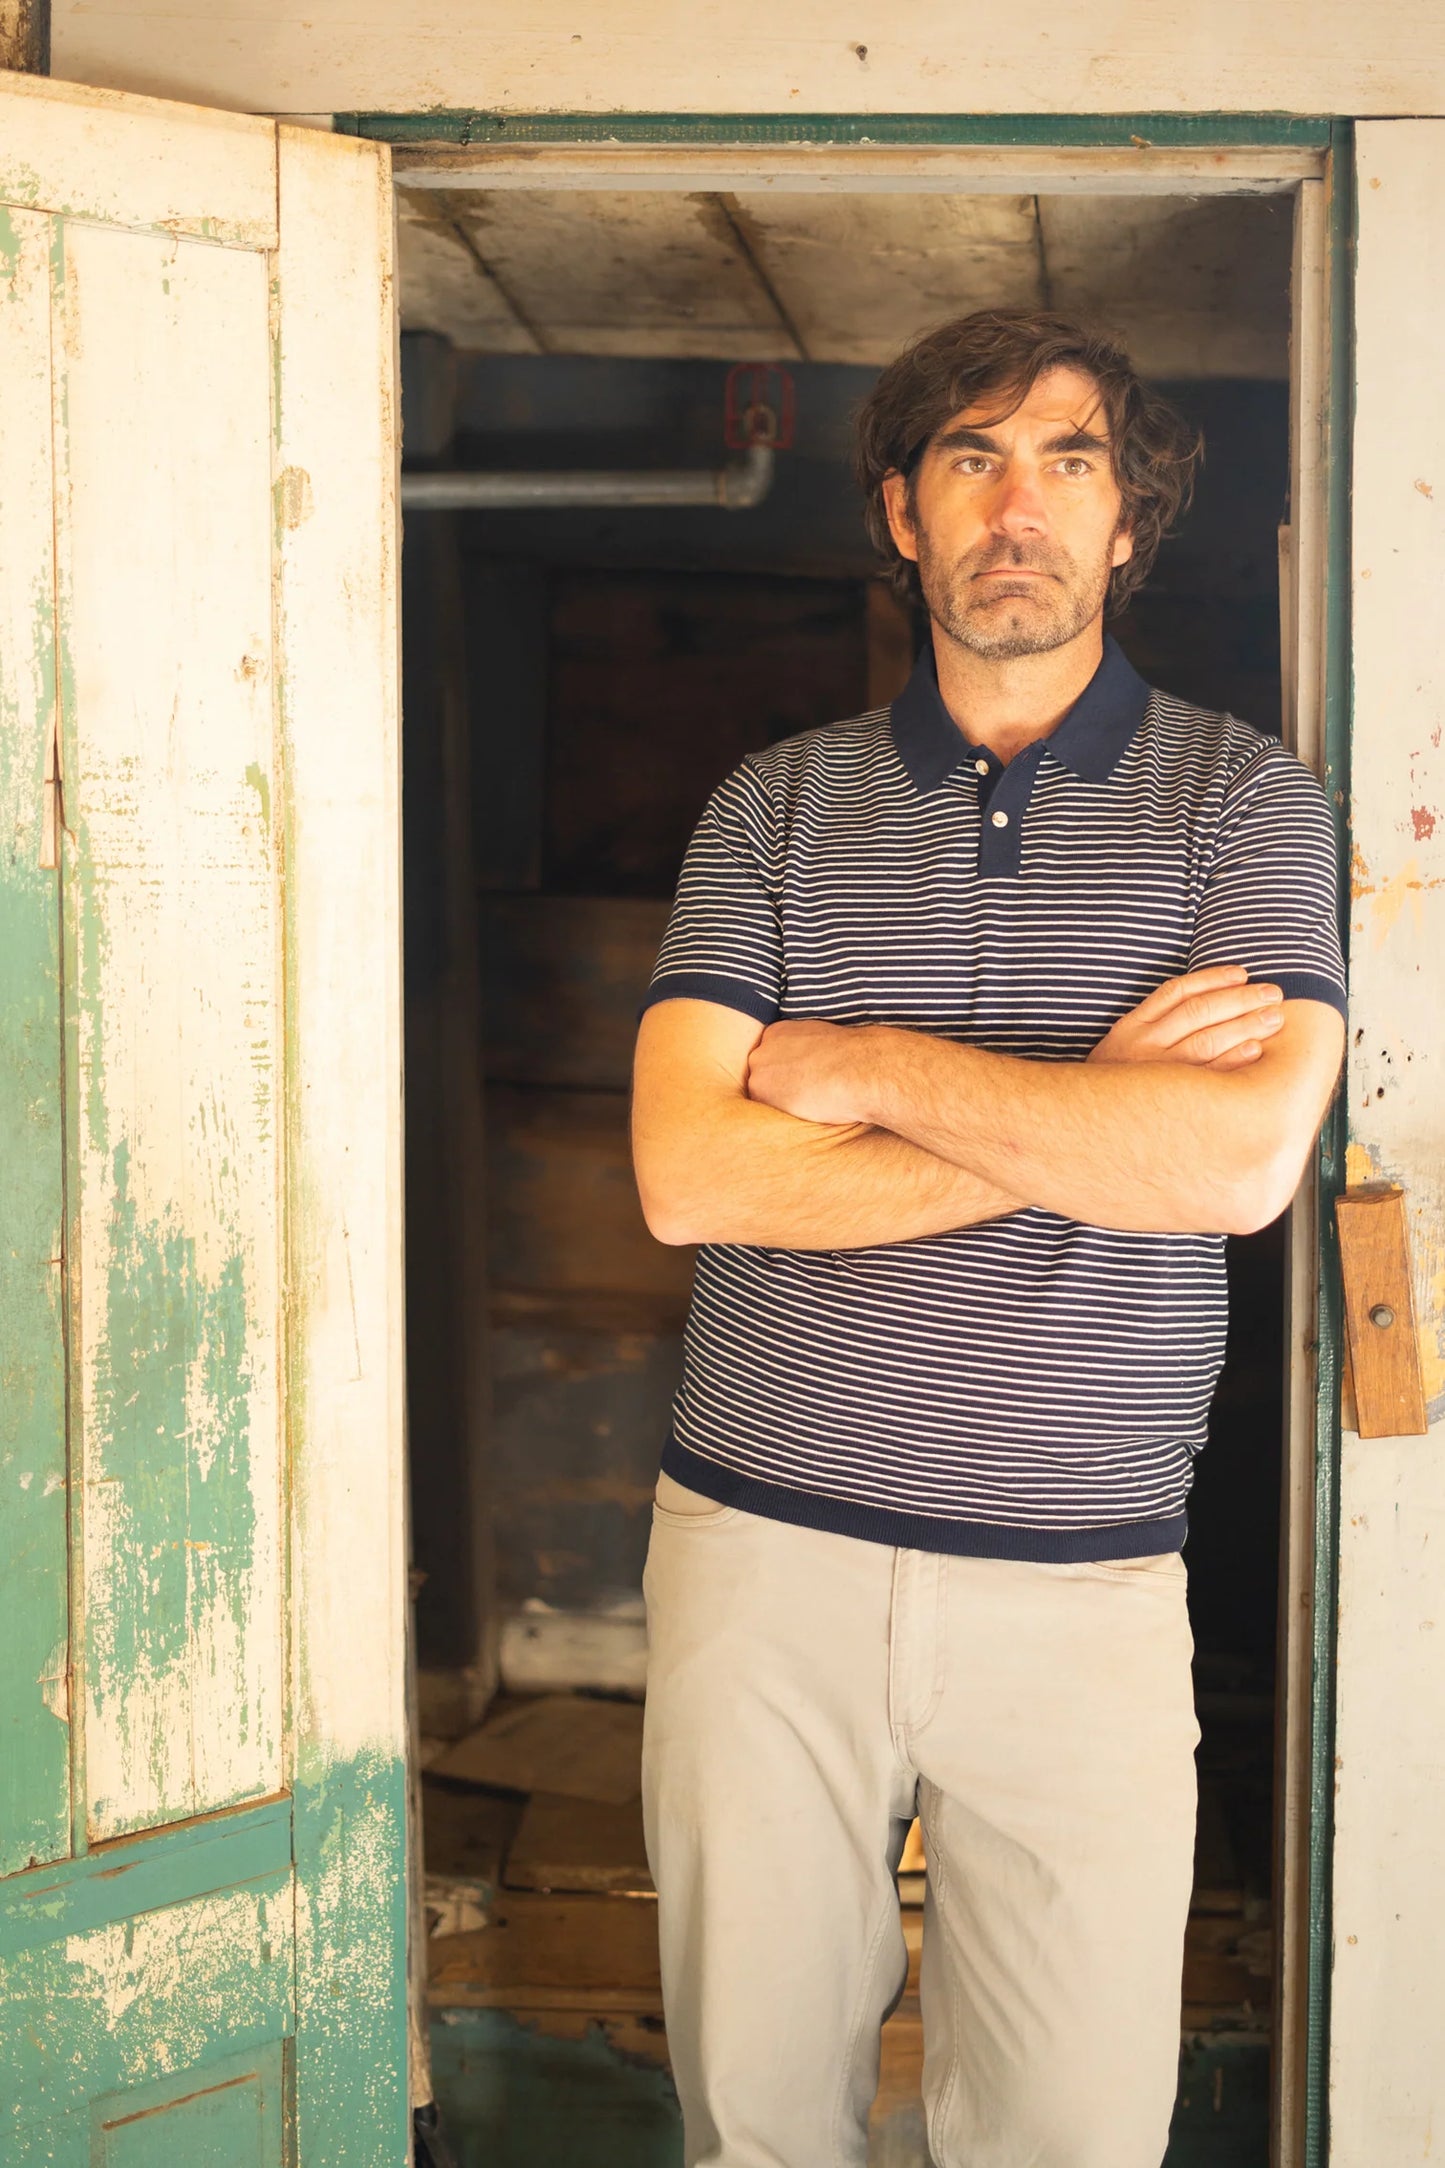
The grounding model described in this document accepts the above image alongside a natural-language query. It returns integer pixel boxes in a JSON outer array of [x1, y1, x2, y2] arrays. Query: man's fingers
[[1174, 1005, 1284, 1065], [1208, 1041, 1265, 1071], [1148, 981, 1284, 1048], [1128, 965, 1249, 1022]]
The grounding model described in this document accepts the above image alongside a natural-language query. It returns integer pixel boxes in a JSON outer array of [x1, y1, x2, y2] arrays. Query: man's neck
[[931, 619, 1106, 764]]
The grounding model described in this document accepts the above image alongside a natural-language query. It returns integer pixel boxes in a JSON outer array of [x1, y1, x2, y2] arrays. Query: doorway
[[387, 134, 1341, 2166]]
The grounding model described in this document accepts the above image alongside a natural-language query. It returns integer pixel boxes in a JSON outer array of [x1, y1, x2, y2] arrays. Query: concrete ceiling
[[396, 188, 1292, 380]]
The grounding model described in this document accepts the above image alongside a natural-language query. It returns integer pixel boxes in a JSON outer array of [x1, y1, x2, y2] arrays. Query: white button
[[991, 809, 1009, 828], [974, 757, 990, 775]]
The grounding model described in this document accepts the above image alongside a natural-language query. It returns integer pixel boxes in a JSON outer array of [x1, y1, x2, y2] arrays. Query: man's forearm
[[634, 1092, 1022, 1250], [855, 1027, 1316, 1235]]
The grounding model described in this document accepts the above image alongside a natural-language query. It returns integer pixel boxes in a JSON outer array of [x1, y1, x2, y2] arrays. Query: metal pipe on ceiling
[[399, 441, 775, 512]]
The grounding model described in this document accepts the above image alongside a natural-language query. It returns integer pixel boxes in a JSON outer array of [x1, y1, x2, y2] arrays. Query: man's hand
[[743, 1017, 887, 1125], [1086, 965, 1283, 1072], [745, 965, 1285, 1121]]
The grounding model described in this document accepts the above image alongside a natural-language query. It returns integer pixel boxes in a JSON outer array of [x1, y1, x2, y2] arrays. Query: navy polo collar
[[889, 632, 1153, 794]]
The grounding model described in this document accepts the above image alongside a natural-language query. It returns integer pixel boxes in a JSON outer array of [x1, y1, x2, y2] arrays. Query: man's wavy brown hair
[[855, 309, 1203, 617]]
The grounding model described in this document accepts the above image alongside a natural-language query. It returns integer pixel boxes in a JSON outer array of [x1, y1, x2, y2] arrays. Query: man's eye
[[1057, 457, 1092, 477], [955, 456, 993, 476]]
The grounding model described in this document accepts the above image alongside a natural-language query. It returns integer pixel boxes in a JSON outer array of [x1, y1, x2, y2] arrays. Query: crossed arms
[[631, 968, 1345, 1249]]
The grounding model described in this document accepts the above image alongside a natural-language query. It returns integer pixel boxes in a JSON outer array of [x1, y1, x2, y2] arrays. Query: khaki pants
[[641, 1475, 1199, 2168]]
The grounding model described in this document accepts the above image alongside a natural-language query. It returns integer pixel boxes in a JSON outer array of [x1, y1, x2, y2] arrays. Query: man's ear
[[881, 469, 920, 564], [1110, 519, 1135, 571]]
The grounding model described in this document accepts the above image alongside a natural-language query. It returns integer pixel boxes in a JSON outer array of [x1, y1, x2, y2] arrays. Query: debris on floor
[[431, 1692, 643, 1803], [507, 1791, 652, 1896]]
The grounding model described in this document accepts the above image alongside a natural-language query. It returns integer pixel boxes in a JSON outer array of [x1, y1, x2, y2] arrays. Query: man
[[629, 310, 1345, 2168]]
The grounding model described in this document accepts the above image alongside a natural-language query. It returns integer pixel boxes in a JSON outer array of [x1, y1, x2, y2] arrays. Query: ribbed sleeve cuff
[[1259, 971, 1348, 1018], [637, 972, 780, 1025]]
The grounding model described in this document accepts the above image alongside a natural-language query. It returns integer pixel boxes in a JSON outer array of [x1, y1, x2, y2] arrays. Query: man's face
[[881, 365, 1134, 660]]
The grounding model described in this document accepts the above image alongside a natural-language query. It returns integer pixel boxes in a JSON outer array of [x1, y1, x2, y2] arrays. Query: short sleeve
[[640, 759, 784, 1025], [1187, 739, 1347, 1017]]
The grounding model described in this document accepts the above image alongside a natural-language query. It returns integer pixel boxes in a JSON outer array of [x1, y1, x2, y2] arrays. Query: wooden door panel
[[93, 2043, 285, 2168], [54, 216, 283, 1841], [0, 72, 276, 248], [1, 1869, 292, 2160], [0, 76, 407, 2168], [0, 204, 71, 1876]]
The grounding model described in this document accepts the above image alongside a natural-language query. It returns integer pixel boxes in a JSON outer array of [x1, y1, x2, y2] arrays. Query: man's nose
[[988, 467, 1049, 537]]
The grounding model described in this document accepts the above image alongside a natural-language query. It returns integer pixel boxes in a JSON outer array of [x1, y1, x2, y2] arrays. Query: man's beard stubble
[[915, 531, 1116, 661]]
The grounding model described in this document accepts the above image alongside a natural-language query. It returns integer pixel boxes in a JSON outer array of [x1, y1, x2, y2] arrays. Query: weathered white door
[[1330, 118, 1445, 2165], [0, 71, 407, 2164]]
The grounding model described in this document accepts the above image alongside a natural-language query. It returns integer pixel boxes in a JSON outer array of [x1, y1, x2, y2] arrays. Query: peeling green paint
[[243, 760, 270, 830], [0, 203, 26, 285], [1, 1870, 294, 2157], [292, 1748, 410, 2168], [339, 109, 1334, 149], [0, 161, 45, 208], [0, 1744, 405, 2163], [84, 1136, 262, 1827], [2, 152, 409, 2166], [0, 204, 70, 1881]]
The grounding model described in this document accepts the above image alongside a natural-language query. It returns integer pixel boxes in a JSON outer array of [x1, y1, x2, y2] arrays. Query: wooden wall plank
[[0, 205, 71, 1875], [398, 145, 1320, 196], [732, 190, 1039, 364], [1331, 118, 1445, 2165], [54, 218, 283, 1841], [545, 569, 866, 897], [273, 121, 410, 2165], [0, 68, 275, 246], [397, 190, 539, 351], [401, 476, 497, 1683], [481, 897, 669, 1091], [486, 1086, 695, 1303], [1038, 193, 1291, 379], [464, 559, 547, 892], [491, 1319, 681, 1610], [443, 190, 795, 359], [49, 1, 1445, 121]]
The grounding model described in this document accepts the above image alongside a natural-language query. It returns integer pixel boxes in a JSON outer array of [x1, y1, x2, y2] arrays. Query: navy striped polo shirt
[[640, 635, 1346, 1561]]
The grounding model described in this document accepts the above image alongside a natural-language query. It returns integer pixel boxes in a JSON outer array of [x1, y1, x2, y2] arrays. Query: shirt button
[[991, 809, 1009, 828], [974, 757, 990, 775]]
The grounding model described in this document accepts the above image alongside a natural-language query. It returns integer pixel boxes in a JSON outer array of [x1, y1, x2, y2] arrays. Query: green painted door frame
[[349, 106, 1354, 2167]]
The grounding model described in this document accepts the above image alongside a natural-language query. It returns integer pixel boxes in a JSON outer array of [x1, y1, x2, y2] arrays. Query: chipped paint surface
[[4, 96, 407, 2167], [0, 200, 71, 1877], [1332, 120, 1445, 2165], [0, 69, 276, 249], [278, 124, 408, 1771], [277, 125, 410, 2163], [293, 1749, 410, 2163], [52, 216, 283, 1837], [0, 1873, 293, 2142]]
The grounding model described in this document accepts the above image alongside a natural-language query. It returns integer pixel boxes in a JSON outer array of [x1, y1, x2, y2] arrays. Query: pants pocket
[[652, 1470, 739, 1525], [1072, 1552, 1187, 1583]]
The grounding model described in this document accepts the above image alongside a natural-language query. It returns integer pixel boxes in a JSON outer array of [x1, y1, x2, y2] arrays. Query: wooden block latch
[[1335, 1183, 1429, 1438]]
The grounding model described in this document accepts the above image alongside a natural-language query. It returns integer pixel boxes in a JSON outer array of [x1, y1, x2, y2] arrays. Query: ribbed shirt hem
[[662, 1437, 1188, 1563]]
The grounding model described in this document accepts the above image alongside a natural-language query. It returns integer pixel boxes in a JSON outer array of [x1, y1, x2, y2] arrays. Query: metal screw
[[1369, 1304, 1395, 1329]]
